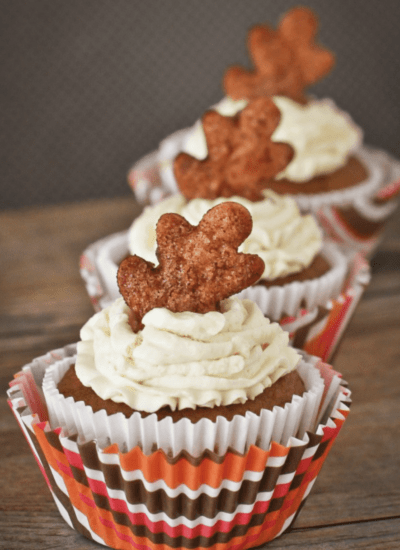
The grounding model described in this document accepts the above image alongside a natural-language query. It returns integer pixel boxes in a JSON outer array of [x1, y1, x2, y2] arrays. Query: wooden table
[[1, 197, 400, 549]]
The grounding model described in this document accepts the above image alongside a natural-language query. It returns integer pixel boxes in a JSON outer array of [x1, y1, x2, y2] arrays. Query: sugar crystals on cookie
[[118, 202, 265, 331]]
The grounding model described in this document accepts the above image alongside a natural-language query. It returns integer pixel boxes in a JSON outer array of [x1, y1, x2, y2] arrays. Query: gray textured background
[[1, 0, 400, 210]]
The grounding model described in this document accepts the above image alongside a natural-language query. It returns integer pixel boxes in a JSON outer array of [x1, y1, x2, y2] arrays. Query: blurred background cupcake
[[128, 7, 400, 258]]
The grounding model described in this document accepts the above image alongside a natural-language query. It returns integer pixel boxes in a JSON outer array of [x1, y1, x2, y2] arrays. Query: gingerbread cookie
[[118, 202, 265, 331], [224, 7, 334, 103], [174, 97, 293, 201]]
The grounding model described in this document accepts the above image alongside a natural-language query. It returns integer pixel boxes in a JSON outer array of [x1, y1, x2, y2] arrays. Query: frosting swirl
[[75, 296, 300, 412], [128, 191, 323, 281], [181, 96, 363, 182]]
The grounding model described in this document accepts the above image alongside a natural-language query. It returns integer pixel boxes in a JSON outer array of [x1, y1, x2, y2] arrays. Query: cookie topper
[[224, 6, 335, 103], [174, 97, 293, 202], [118, 202, 265, 332]]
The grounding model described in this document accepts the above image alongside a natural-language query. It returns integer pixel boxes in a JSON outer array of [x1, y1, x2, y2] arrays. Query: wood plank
[[268, 518, 400, 549], [0, 196, 141, 378], [0, 197, 141, 313]]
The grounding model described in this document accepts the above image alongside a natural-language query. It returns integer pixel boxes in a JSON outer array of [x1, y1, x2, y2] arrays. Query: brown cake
[[259, 253, 330, 288], [266, 156, 368, 195], [58, 365, 305, 423]]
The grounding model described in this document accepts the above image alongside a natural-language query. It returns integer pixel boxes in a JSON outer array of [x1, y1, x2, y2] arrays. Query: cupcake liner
[[237, 241, 348, 320], [41, 349, 326, 456], [315, 149, 400, 257], [240, 250, 370, 361], [303, 253, 370, 360], [80, 232, 368, 362], [8, 346, 350, 550], [317, 204, 384, 258], [79, 230, 127, 311]]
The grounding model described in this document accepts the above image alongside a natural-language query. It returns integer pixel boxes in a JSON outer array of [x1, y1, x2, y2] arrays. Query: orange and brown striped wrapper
[[8, 346, 350, 549]]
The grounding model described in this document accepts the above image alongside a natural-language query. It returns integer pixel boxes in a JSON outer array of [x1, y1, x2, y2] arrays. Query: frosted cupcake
[[157, 95, 367, 210], [9, 203, 351, 549]]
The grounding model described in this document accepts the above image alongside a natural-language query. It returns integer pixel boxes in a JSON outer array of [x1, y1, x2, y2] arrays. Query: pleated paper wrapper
[[8, 345, 350, 550], [127, 134, 400, 257], [79, 231, 370, 362]]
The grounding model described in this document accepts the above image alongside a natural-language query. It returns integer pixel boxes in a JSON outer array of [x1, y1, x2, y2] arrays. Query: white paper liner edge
[[347, 149, 400, 222], [237, 240, 348, 320], [41, 350, 326, 458]]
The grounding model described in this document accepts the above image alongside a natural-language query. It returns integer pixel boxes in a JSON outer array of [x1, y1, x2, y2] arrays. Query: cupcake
[[128, 7, 400, 257], [9, 203, 351, 549]]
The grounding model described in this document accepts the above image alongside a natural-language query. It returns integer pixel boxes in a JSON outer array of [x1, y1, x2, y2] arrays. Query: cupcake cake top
[[223, 6, 335, 103], [76, 203, 300, 413], [128, 191, 323, 283]]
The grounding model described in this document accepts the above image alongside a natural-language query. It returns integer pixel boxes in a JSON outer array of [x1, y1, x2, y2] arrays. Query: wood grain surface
[[1, 197, 399, 549]]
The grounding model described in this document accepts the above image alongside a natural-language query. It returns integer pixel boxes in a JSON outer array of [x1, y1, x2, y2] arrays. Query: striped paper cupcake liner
[[315, 148, 400, 257], [127, 140, 400, 258], [79, 231, 370, 362], [8, 346, 350, 549]]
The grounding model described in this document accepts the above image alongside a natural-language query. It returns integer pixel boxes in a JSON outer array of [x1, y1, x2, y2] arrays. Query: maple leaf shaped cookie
[[224, 7, 335, 103], [118, 202, 265, 332], [174, 97, 293, 201]]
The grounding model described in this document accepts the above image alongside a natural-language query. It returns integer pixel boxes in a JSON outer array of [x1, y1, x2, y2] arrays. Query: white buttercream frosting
[[75, 296, 301, 413], [128, 191, 323, 281], [182, 96, 363, 182]]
